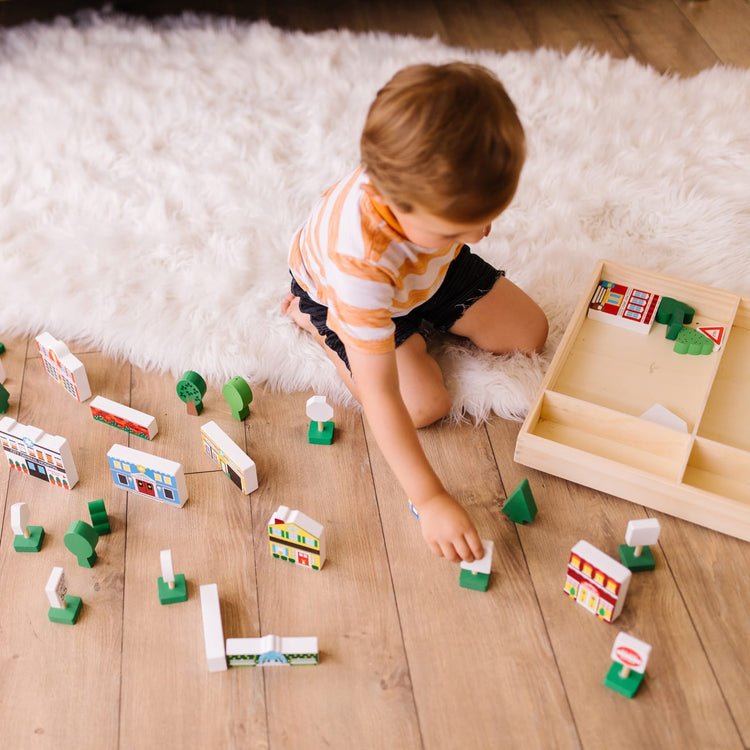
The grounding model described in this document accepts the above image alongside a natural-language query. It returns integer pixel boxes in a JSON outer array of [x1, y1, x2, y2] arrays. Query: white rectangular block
[[199, 584, 227, 672]]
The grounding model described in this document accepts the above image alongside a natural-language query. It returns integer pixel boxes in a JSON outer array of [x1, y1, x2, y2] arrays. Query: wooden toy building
[[516, 260, 750, 542], [268, 505, 325, 570], [564, 540, 631, 623], [35, 332, 91, 402], [200, 420, 258, 494], [107, 444, 188, 507], [0, 416, 78, 489]]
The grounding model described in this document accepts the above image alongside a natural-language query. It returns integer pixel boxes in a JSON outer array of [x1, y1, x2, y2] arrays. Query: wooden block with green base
[[158, 549, 188, 604], [46, 567, 83, 625], [459, 540, 493, 592], [306, 395, 335, 445], [11, 502, 45, 552], [619, 518, 660, 571], [604, 632, 651, 698]]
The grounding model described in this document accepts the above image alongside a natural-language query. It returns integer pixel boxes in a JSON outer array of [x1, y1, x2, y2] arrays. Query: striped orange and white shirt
[[289, 167, 462, 355]]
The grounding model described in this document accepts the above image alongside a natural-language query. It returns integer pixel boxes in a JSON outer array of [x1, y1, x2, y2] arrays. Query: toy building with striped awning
[[564, 539, 631, 623], [268, 505, 325, 570]]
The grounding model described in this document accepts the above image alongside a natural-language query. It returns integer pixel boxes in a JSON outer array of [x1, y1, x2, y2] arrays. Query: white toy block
[[0, 417, 78, 489], [90, 395, 158, 440], [160, 549, 175, 588], [226, 634, 319, 666], [200, 420, 258, 494], [35, 331, 91, 402], [625, 519, 661, 548], [45, 567, 67, 609], [107, 444, 187, 507], [0, 358, 5, 384], [200, 584, 227, 672], [10, 502, 29, 537]]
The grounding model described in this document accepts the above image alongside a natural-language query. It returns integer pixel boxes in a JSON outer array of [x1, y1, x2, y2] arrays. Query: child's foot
[[282, 292, 318, 337]]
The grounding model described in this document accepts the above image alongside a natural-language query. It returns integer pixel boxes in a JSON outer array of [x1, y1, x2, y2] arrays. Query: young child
[[283, 62, 548, 563]]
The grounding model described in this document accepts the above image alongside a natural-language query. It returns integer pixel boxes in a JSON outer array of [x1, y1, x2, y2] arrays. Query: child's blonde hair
[[361, 62, 525, 224]]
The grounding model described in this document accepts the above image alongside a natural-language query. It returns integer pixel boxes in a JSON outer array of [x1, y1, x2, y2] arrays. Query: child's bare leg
[[449, 276, 548, 354], [283, 294, 450, 428], [282, 293, 360, 401]]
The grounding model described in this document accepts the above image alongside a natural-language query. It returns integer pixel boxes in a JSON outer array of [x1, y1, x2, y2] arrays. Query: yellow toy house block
[[268, 505, 325, 570]]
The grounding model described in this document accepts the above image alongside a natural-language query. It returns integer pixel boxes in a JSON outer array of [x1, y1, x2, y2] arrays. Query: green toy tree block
[[223, 376, 253, 420], [88, 499, 111, 535], [64, 520, 99, 568], [0, 383, 9, 414], [502, 478, 538, 524], [48, 596, 83, 625], [656, 297, 695, 341], [176, 370, 207, 415], [673, 326, 714, 355], [604, 661, 644, 698]]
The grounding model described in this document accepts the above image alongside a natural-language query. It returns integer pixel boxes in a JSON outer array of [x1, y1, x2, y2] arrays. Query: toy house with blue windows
[[107, 444, 188, 507]]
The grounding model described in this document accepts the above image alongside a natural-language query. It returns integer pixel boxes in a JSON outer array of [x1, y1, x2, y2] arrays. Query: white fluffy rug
[[2, 12, 749, 421]]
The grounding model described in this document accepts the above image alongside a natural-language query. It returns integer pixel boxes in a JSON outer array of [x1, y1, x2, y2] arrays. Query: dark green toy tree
[[502, 478, 538, 524], [176, 370, 207, 415]]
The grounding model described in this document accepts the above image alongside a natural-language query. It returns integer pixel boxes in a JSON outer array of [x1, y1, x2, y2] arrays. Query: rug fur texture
[[2, 12, 748, 421]]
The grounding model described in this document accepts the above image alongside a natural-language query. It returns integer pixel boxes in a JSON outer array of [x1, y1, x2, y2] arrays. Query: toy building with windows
[[226, 635, 319, 667], [35, 332, 91, 402], [107, 444, 187, 507], [200, 420, 257, 494], [268, 505, 325, 570], [564, 539, 631, 623], [0, 416, 78, 490]]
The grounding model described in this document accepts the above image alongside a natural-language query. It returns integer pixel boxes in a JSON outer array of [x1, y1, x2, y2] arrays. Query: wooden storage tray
[[515, 259, 750, 541]]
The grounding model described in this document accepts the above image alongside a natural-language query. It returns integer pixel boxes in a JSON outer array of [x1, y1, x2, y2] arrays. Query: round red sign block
[[615, 646, 643, 669]]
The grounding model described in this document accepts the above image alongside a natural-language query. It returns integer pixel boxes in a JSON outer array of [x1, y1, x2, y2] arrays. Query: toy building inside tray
[[515, 260, 750, 542]]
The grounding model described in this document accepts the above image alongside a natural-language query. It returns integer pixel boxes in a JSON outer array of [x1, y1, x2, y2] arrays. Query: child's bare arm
[[347, 347, 484, 563]]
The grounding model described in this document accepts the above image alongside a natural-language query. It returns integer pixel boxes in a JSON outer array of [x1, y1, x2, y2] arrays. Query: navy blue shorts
[[290, 245, 504, 370]]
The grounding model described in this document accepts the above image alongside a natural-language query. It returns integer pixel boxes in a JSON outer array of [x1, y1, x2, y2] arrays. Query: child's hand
[[416, 493, 484, 563]]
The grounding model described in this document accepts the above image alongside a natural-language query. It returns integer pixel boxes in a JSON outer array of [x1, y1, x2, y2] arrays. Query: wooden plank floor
[[2, 2, 750, 748]]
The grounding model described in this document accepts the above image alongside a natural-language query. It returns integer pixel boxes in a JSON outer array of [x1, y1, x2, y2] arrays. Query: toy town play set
[[5, 258, 747, 692]]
